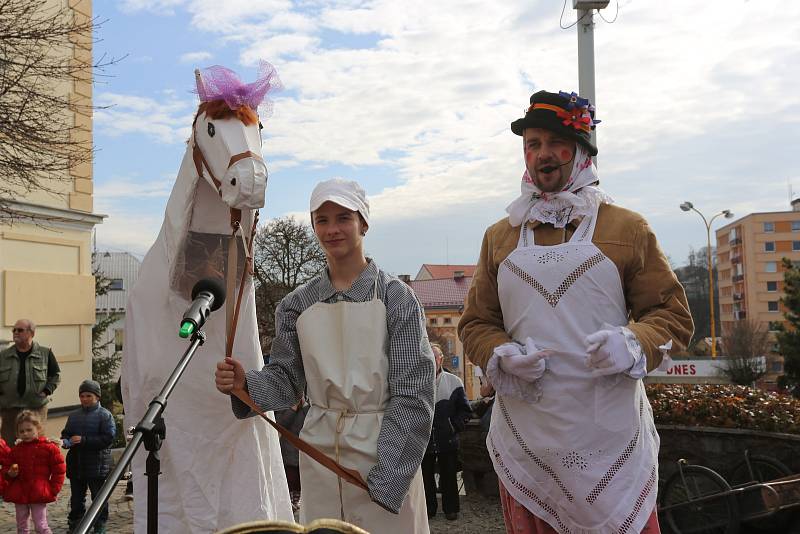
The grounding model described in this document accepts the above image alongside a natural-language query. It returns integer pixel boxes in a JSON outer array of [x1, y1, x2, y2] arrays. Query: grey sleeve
[[231, 296, 307, 418], [367, 282, 435, 513]]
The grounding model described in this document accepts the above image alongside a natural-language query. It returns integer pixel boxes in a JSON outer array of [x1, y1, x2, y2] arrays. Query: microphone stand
[[74, 330, 207, 534]]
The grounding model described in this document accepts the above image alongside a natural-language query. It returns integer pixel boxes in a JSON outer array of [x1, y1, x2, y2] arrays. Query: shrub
[[646, 384, 800, 434]]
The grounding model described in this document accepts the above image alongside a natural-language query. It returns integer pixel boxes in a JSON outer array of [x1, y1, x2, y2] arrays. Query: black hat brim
[[511, 116, 598, 156]]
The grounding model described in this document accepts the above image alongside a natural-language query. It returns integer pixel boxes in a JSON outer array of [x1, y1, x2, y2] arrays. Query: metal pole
[[705, 224, 717, 358], [577, 8, 598, 152]]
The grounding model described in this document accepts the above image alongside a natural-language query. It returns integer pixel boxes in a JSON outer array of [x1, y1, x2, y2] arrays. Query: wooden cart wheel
[[660, 465, 740, 534]]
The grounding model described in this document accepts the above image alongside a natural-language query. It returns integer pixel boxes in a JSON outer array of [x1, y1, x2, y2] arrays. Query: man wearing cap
[[458, 91, 692, 534], [0, 318, 61, 444], [216, 178, 434, 533]]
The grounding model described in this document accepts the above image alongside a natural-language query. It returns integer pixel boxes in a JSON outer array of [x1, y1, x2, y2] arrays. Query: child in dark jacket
[[3, 410, 66, 534], [61, 379, 116, 534]]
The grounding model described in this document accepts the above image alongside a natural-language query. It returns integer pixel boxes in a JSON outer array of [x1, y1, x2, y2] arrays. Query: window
[[429, 318, 438, 326], [794, 241, 800, 251], [109, 278, 124, 290], [767, 281, 778, 292], [764, 222, 775, 232], [114, 329, 124, 352], [764, 242, 775, 252], [443, 317, 452, 325], [765, 261, 777, 273], [768, 301, 779, 312], [771, 360, 783, 373], [793, 221, 800, 232]]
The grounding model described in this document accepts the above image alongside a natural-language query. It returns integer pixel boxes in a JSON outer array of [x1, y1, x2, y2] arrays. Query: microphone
[[178, 278, 226, 338]]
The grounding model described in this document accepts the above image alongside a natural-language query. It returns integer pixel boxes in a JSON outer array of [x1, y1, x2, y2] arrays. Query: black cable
[[598, 0, 620, 24], [560, 0, 594, 30]]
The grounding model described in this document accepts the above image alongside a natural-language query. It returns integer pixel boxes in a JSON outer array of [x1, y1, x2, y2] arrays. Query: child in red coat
[[3, 410, 65, 534]]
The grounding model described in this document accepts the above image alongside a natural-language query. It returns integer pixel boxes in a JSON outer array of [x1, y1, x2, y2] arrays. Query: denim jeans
[[68, 477, 107, 527]]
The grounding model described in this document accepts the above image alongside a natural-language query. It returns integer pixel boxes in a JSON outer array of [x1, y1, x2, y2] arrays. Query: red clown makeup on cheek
[[560, 149, 572, 163], [525, 149, 535, 165]]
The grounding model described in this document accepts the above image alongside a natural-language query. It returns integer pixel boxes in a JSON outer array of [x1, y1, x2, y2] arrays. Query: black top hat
[[511, 90, 599, 156]]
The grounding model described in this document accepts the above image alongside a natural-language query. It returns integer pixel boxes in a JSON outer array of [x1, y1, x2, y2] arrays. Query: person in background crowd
[[274, 397, 309, 513], [0, 319, 60, 445], [3, 410, 65, 534], [61, 380, 116, 534], [421, 343, 472, 521]]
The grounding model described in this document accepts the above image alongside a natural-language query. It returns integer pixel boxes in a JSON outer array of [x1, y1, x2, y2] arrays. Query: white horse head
[[191, 100, 266, 210], [164, 64, 282, 299]]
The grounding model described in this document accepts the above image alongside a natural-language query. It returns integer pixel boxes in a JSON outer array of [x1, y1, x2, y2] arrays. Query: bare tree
[[0, 0, 119, 221], [253, 217, 326, 347], [720, 319, 770, 386]]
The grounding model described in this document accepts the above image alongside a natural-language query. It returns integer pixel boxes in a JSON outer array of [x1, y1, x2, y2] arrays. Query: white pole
[[577, 8, 598, 153]]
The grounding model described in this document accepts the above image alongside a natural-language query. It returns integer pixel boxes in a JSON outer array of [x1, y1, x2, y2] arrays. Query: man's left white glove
[[584, 328, 637, 376]]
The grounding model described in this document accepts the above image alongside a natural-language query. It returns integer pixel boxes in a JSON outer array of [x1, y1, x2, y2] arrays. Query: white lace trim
[[620, 326, 647, 379], [527, 187, 614, 228]]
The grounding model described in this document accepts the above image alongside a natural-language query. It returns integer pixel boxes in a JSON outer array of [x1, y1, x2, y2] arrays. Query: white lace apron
[[295, 281, 429, 533], [490, 206, 659, 534]]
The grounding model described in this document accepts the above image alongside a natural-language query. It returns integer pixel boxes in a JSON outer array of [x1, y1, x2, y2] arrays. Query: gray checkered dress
[[231, 260, 435, 513]]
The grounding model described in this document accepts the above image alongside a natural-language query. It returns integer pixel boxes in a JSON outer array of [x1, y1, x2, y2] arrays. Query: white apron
[[295, 281, 429, 534], [490, 207, 659, 534]]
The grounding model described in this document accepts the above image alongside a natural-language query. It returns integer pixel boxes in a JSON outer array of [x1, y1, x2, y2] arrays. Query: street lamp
[[680, 201, 734, 358]]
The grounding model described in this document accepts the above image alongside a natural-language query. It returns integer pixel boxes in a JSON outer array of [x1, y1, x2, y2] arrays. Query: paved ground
[[0, 479, 133, 533], [0, 480, 503, 533]]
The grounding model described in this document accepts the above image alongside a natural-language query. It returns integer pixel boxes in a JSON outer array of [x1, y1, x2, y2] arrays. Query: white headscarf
[[505, 145, 613, 228]]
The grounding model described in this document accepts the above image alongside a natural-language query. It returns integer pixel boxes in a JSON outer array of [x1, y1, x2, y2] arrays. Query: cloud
[[95, 93, 194, 144], [99, 0, 800, 268], [179, 51, 213, 63]]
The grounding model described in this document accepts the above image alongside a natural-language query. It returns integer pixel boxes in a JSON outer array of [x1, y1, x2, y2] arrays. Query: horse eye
[[207, 123, 215, 137], [258, 121, 263, 130]]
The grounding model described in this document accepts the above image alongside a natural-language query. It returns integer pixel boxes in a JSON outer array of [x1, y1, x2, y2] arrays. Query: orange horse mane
[[195, 100, 258, 126]]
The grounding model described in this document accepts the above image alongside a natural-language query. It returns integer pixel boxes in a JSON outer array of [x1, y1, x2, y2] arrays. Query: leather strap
[[231, 388, 368, 491]]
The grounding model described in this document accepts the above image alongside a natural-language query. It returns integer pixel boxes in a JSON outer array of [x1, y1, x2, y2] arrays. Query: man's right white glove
[[498, 337, 548, 382], [486, 338, 549, 403]]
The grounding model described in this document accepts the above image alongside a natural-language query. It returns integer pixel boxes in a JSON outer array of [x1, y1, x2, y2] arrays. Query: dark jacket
[[0, 342, 60, 409], [427, 371, 472, 454], [274, 402, 309, 468], [2, 437, 65, 504], [60, 402, 116, 479]]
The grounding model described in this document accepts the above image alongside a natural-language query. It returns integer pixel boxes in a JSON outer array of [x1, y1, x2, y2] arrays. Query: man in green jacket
[[0, 318, 61, 443]]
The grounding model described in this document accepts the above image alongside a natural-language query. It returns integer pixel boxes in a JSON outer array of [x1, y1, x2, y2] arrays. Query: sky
[[92, 0, 800, 276]]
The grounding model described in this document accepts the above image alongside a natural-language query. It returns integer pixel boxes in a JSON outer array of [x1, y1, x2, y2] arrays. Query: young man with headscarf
[[458, 90, 693, 534]]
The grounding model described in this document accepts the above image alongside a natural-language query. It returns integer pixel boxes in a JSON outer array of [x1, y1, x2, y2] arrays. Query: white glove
[[486, 338, 548, 404], [584, 329, 635, 376], [498, 337, 549, 383]]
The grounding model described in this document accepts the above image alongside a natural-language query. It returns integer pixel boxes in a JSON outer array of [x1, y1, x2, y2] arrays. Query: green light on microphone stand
[[179, 322, 195, 338]]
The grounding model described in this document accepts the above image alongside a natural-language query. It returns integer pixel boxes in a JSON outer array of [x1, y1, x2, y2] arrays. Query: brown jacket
[[458, 203, 693, 372]]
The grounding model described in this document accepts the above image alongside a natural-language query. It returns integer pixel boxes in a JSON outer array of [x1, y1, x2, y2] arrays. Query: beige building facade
[[0, 0, 102, 437], [715, 202, 800, 389]]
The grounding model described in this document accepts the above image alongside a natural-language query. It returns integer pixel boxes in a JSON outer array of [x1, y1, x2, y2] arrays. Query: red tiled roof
[[419, 264, 476, 279], [408, 276, 473, 309]]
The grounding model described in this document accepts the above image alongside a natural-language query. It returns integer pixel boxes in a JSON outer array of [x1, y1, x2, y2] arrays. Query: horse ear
[[194, 69, 206, 100]]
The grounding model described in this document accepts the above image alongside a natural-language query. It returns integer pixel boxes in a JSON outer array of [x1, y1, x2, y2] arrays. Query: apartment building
[[715, 200, 800, 388]]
